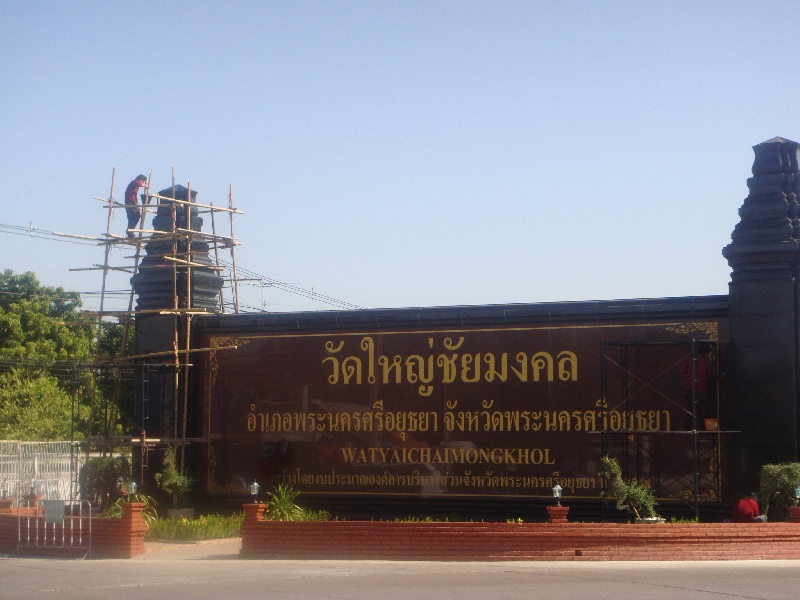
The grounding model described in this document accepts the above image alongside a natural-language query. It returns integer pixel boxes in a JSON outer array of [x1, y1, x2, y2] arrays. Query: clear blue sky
[[1, 1, 797, 313]]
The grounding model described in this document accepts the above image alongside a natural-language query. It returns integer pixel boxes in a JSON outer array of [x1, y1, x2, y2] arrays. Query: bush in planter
[[263, 484, 330, 521], [600, 456, 658, 520], [759, 463, 800, 521], [154, 446, 194, 510], [102, 493, 158, 528], [79, 455, 130, 507]]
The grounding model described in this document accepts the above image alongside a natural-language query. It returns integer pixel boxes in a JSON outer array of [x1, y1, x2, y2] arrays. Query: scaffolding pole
[[228, 184, 240, 313], [76, 165, 243, 481]]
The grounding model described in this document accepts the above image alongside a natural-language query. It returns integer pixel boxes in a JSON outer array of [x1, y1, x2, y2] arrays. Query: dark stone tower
[[131, 185, 224, 438], [722, 137, 800, 490]]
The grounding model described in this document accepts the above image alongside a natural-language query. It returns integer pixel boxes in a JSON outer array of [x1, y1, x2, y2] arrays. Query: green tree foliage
[[759, 463, 800, 521], [600, 455, 658, 520], [0, 270, 135, 440], [0, 369, 88, 440], [0, 270, 92, 360], [80, 455, 131, 506]]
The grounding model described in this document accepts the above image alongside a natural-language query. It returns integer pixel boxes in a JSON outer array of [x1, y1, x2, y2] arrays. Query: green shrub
[[600, 455, 658, 520], [145, 513, 244, 541], [154, 446, 194, 509], [759, 463, 800, 521], [80, 456, 130, 506], [394, 515, 455, 523], [262, 484, 330, 521]]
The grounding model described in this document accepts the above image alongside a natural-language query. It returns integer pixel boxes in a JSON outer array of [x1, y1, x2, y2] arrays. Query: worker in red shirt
[[680, 345, 713, 429], [731, 493, 766, 522], [124, 174, 148, 236]]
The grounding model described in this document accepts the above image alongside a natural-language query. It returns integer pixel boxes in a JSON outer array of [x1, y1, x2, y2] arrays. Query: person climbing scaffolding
[[124, 174, 148, 236]]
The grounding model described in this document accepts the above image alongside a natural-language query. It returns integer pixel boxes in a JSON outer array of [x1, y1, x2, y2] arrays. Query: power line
[[219, 259, 364, 310], [0, 222, 99, 247]]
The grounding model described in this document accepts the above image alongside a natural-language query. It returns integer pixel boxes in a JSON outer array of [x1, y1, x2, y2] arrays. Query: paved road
[[2, 539, 800, 599]]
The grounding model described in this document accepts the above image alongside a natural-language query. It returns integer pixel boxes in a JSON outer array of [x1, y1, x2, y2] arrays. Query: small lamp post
[[128, 481, 138, 497], [552, 483, 563, 507], [795, 484, 800, 501], [249, 481, 260, 503]]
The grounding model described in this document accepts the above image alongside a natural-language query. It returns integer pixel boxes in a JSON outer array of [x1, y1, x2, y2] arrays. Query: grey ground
[[1, 539, 799, 600]]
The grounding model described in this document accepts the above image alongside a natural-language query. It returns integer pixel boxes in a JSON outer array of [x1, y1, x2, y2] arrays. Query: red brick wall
[[0, 502, 147, 558], [240, 504, 800, 561]]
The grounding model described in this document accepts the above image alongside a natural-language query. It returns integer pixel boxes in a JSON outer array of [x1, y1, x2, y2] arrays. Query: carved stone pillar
[[722, 137, 800, 491]]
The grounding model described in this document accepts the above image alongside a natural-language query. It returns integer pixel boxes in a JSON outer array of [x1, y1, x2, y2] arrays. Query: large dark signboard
[[199, 319, 726, 501]]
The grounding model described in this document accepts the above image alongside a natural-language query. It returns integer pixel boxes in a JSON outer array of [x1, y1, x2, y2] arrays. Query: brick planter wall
[[0, 502, 147, 558], [239, 504, 800, 561]]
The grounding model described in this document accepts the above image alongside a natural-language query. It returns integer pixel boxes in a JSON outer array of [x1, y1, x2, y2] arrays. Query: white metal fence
[[0, 441, 84, 501]]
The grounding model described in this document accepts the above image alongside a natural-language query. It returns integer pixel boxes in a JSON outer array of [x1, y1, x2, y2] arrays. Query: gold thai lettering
[[511, 352, 528, 381], [325, 340, 344, 354], [461, 353, 481, 382], [361, 336, 376, 384], [437, 353, 459, 383], [600, 409, 671, 432], [274, 467, 599, 492], [341, 356, 362, 384], [378, 354, 402, 383], [324, 339, 578, 388], [247, 405, 256, 432], [322, 356, 339, 384], [531, 352, 553, 382], [444, 410, 481, 432], [557, 350, 577, 381], [443, 336, 464, 350], [484, 352, 508, 382], [405, 354, 434, 396]]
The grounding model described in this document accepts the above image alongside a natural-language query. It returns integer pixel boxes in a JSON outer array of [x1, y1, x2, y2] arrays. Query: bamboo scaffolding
[[162, 256, 225, 269], [80, 165, 244, 472], [124, 250, 209, 259], [210, 201, 225, 313], [94, 345, 237, 363], [90, 167, 116, 443], [82, 307, 212, 317], [172, 167, 179, 442], [52, 231, 103, 241], [93, 195, 242, 214], [181, 181, 193, 470], [93, 232, 239, 249], [70, 265, 135, 273], [71, 261, 222, 271], [228, 184, 240, 313], [94, 194, 242, 214], [108, 171, 153, 436]]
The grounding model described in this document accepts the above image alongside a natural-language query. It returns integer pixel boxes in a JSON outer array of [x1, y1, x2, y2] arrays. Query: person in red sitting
[[731, 493, 766, 522], [124, 174, 148, 236]]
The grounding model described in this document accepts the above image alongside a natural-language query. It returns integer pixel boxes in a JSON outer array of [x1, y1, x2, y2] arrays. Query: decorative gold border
[[664, 322, 719, 341], [209, 336, 250, 386], [210, 320, 723, 343]]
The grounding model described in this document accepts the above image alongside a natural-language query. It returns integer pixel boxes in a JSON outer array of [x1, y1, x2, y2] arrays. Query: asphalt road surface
[[2, 539, 800, 600]]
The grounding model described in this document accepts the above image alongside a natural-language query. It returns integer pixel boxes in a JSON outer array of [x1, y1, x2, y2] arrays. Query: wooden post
[[90, 166, 116, 441], [228, 184, 240, 313], [210, 201, 225, 313], [180, 182, 193, 471]]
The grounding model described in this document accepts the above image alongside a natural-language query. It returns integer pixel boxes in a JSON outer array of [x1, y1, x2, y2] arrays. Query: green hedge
[[759, 463, 800, 521], [145, 513, 244, 541]]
